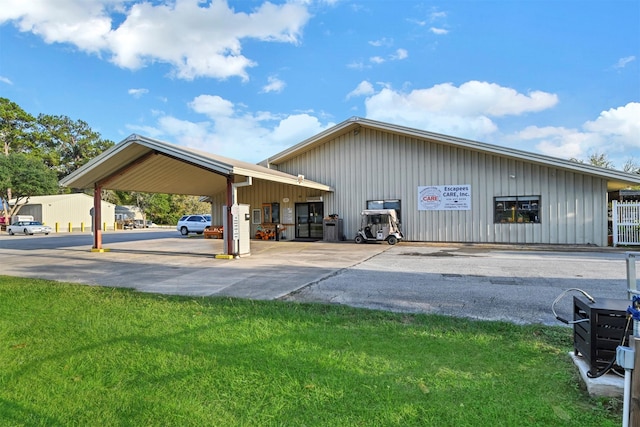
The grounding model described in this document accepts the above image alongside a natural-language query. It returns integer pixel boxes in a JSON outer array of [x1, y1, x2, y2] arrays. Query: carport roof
[[59, 134, 333, 196]]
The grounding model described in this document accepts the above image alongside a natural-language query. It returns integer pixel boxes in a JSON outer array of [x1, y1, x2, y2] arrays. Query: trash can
[[323, 218, 343, 242]]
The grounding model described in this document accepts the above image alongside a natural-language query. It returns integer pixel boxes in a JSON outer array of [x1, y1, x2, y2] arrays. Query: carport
[[59, 134, 333, 255]]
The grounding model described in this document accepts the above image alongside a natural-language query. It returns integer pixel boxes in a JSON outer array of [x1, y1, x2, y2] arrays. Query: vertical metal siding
[[258, 128, 608, 246]]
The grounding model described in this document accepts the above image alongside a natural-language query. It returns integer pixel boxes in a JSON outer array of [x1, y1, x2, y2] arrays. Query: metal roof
[[59, 134, 333, 195], [264, 117, 640, 191]]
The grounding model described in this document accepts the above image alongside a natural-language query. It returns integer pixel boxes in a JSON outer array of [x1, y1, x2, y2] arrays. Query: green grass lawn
[[0, 275, 621, 426]]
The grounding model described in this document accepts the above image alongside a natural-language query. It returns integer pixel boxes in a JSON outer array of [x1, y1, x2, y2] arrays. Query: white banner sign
[[418, 185, 471, 211]]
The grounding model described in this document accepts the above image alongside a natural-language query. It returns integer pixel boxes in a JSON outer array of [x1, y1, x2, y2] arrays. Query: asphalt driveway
[[0, 230, 634, 325]]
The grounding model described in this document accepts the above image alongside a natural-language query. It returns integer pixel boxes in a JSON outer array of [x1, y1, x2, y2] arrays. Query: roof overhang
[[264, 117, 640, 192], [60, 134, 333, 196]]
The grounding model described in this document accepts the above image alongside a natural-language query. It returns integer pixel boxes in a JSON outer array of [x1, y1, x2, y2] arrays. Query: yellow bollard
[[55, 223, 59, 233], [81, 222, 85, 232], [68, 222, 72, 232], [114, 222, 117, 231], [103, 222, 106, 231]]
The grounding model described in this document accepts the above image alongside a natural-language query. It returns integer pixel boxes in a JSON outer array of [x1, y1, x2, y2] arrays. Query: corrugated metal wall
[[210, 180, 325, 239], [266, 127, 608, 245], [18, 194, 116, 231]]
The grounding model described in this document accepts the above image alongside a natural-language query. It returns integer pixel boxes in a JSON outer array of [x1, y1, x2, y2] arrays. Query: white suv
[[176, 214, 211, 235]]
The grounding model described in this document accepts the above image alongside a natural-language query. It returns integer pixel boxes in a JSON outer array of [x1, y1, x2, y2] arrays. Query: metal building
[[11, 193, 116, 231], [60, 117, 640, 249], [254, 117, 640, 246]]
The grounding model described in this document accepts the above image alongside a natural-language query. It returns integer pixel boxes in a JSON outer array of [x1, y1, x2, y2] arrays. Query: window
[[494, 196, 540, 223], [252, 209, 261, 225], [367, 199, 401, 222], [261, 202, 280, 223]]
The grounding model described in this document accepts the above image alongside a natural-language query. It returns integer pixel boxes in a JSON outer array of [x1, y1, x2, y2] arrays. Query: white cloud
[[391, 48, 408, 60], [0, 76, 12, 85], [511, 103, 640, 166], [613, 56, 636, 69], [189, 95, 235, 118], [368, 49, 407, 65], [584, 103, 640, 140], [261, 76, 286, 93], [513, 126, 593, 159], [407, 19, 426, 26], [346, 60, 367, 70], [128, 88, 148, 98], [362, 81, 558, 140], [429, 11, 447, 21], [368, 37, 393, 47], [346, 80, 375, 99], [135, 94, 334, 162], [360, 81, 635, 167], [0, 0, 112, 51], [355, 79, 635, 167], [1, 0, 311, 81], [429, 27, 448, 35]]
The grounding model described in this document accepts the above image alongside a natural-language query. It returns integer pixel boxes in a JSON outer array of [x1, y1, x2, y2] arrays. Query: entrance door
[[295, 202, 324, 239]]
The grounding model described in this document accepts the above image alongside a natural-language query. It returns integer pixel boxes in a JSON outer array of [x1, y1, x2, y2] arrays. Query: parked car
[[7, 221, 52, 236], [133, 219, 156, 228], [176, 214, 211, 235]]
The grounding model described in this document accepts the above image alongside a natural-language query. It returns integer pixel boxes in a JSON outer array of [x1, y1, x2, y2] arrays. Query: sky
[[0, 0, 638, 167]]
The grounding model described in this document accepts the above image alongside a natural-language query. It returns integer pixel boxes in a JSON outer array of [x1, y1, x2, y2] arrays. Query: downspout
[[232, 177, 252, 205]]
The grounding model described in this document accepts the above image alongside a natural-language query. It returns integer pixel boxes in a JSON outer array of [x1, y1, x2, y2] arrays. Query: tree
[[623, 159, 640, 175], [0, 98, 38, 222], [587, 152, 614, 169], [570, 152, 616, 169], [0, 153, 59, 219], [36, 114, 114, 181], [0, 97, 36, 156]]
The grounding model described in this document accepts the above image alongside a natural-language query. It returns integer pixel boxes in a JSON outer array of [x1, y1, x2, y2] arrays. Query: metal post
[[93, 184, 102, 250], [628, 252, 638, 300], [632, 337, 640, 426], [226, 178, 233, 256], [627, 253, 640, 337], [613, 200, 619, 247]]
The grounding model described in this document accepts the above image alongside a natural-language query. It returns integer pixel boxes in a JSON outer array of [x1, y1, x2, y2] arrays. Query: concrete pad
[[0, 231, 633, 326], [570, 352, 624, 397]]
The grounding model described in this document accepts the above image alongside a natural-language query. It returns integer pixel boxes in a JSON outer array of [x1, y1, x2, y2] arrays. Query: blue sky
[[1, 0, 638, 167]]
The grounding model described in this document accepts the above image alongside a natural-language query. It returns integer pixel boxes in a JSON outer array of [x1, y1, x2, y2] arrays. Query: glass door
[[295, 202, 324, 239]]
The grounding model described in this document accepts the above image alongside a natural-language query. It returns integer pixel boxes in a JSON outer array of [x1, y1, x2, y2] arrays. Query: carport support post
[[226, 178, 233, 256], [93, 184, 102, 250]]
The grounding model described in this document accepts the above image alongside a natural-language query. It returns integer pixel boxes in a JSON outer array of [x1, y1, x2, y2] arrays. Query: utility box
[[573, 296, 630, 373], [323, 218, 343, 242], [223, 204, 250, 256]]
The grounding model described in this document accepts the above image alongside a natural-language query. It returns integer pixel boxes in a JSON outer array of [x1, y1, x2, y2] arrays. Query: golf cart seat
[[364, 226, 374, 238]]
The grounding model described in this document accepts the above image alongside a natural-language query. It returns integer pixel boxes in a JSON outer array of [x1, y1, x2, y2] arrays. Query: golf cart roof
[[361, 209, 398, 218]]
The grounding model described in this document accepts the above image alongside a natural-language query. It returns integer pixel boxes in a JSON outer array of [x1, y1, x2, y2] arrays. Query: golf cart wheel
[[387, 235, 398, 245], [8, 229, 14, 235], [180, 226, 189, 236], [23, 228, 30, 235], [354, 235, 364, 244]]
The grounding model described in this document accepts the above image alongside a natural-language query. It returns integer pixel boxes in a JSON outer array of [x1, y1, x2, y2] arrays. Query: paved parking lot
[[0, 230, 635, 325]]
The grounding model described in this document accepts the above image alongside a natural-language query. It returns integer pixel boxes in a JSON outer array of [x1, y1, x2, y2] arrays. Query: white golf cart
[[354, 209, 403, 245]]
